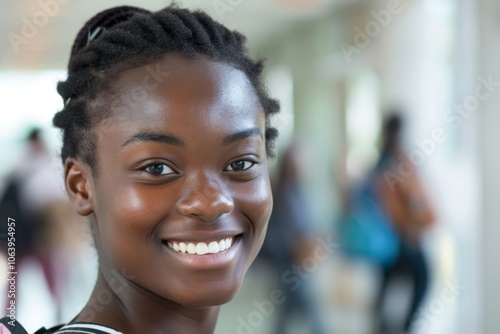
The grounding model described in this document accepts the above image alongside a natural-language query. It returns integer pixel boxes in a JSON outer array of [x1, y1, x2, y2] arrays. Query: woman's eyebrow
[[223, 127, 263, 146], [121, 131, 185, 148]]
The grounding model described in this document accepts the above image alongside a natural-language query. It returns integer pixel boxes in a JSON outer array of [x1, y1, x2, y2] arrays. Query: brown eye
[[145, 164, 175, 175], [225, 160, 255, 172]]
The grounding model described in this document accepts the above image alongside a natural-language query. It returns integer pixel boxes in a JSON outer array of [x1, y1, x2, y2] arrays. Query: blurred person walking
[[0, 128, 71, 322], [259, 142, 328, 334], [373, 114, 436, 334]]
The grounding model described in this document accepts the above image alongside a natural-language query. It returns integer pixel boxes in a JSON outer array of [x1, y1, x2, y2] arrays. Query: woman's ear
[[64, 158, 95, 216]]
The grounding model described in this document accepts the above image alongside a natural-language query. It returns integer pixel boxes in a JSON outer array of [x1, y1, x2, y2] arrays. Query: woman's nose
[[176, 174, 234, 221]]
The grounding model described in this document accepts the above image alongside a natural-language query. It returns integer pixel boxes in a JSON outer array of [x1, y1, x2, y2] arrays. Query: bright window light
[[0, 70, 66, 174]]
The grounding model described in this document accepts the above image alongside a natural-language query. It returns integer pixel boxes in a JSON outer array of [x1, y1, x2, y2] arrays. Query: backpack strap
[[0, 318, 29, 334], [34, 324, 65, 334]]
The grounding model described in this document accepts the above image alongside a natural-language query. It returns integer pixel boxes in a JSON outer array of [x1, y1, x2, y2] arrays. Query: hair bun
[[70, 6, 151, 57]]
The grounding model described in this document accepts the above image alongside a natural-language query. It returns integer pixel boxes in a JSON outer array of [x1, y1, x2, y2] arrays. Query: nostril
[[176, 171, 234, 221], [176, 187, 234, 221]]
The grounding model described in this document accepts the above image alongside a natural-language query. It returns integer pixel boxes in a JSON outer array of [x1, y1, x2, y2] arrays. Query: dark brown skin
[[63, 55, 273, 334]]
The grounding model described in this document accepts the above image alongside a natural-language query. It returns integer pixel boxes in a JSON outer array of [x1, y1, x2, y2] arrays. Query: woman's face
[[90, 55, 273, 307]]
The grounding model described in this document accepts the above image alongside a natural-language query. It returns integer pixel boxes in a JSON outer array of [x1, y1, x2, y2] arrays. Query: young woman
[[374, 114, 435, 333], [1, 4, 280, 334]]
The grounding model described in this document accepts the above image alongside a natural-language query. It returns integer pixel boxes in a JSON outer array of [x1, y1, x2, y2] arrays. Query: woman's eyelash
[[144, 163, 176, 176], [224, 160, 258, 172], [141, 158, 259, 176]]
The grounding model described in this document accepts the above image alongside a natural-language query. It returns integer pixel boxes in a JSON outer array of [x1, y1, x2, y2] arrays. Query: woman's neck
[[75, 270, 220, 334]]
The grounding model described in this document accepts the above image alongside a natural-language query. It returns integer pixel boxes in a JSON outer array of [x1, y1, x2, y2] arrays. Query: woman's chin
[[176, 281, 243, 309]]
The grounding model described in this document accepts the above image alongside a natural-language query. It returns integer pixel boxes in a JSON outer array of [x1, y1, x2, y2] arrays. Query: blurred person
[[259, 142, 328, 334], [0, 127, 70, 321], [373, 114, 436, 334]]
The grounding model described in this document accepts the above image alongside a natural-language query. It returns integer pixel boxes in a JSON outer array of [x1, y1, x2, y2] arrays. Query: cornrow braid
[[70, 6, 152, 58], [53, 5, 280, 175]]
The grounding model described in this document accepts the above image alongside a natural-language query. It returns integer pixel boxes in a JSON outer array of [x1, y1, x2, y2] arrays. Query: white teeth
[[208, 241, 219, 253], [196, 243, 209, 255], [179, 242, 187, 253], [167, 237, 235, 255]]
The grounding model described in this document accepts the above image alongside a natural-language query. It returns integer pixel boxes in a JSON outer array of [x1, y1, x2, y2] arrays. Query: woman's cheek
[[235, 176, 273, 235], [98, 188, 154, 253], [97, 189, 162, 276], [112, 186, 167, 228], [239, 177, 272, 267]]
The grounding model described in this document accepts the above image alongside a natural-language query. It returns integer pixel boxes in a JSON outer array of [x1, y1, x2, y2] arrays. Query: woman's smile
[[166, 236, 235, 255], [163, 234, 244, 269], [164, 234, 240, 255]]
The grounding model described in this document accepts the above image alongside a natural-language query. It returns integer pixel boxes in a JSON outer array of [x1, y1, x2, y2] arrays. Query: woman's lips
[[166, 236, 234, 255], [162, 235, 243, 269]]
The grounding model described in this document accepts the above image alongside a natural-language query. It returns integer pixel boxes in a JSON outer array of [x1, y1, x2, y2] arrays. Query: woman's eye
[[225, 160, 255, 172], [145, 164, 175, 175]]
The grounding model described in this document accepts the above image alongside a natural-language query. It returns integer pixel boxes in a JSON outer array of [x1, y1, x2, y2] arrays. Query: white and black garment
[[51, 323, 123, 334], [0, 318, 123, 334]]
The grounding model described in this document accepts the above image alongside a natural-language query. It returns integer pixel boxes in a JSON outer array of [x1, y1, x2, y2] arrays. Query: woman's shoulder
[[0, 318, 123, 334]]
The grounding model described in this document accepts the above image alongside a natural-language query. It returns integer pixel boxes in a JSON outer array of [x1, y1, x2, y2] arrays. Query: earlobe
[[64, 158, 94, 216]]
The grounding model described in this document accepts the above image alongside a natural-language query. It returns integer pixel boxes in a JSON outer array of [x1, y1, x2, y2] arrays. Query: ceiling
[[1, 0, 340, 70]]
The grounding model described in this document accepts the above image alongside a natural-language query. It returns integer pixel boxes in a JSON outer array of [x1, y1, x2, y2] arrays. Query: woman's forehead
[[95, 54, 265, 148], [106, 54, 262, 121], [114, 55, 255, 99]]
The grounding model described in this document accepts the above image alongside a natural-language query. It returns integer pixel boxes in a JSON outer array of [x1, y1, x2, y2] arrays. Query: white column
[[478, 0, 500, 333]]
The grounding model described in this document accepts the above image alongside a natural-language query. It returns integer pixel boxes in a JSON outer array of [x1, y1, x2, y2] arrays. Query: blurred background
[[0, 0, 497, 333]]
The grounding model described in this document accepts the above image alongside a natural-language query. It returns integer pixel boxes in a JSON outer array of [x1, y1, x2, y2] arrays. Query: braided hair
[[53, 5, 280, 175]]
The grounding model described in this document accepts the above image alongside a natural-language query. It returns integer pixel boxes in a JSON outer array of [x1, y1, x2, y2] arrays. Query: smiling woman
[[0, 4, 280, 334]]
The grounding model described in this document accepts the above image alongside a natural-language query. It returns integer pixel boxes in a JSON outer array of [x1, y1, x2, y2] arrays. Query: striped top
[[0, 318, 123, 334], [52, 323, 123, 334]]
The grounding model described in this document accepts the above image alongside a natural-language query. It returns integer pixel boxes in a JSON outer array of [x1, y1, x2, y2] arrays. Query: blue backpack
[[336, 177, 400, 266]]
